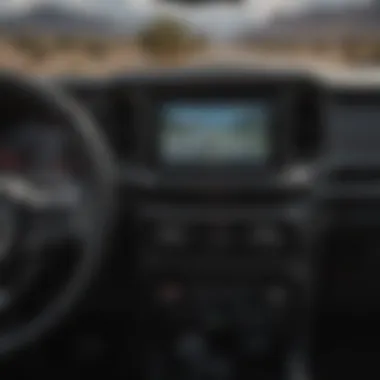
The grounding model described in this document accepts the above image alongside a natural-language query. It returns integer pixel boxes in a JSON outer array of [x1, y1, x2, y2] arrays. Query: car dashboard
[[1, 66, 380, 380]]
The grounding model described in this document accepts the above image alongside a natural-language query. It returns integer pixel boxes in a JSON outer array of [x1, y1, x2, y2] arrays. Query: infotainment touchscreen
[[159, 102, 271, 165]]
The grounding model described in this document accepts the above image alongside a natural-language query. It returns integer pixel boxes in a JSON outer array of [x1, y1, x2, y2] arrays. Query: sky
[[0, 0, 374, 37]]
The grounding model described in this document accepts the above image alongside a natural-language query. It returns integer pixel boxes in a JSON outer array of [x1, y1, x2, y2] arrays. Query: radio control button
[[210, 225, 231, 247], [155, 224, 186, 246], [248, 225, 283, 248]]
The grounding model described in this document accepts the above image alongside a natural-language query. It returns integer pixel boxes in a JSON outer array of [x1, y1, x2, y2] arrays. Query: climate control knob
[[175, 332, 233, 380]]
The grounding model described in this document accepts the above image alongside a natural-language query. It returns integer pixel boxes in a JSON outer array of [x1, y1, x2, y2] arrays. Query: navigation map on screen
[[159, 102, 271, 165]]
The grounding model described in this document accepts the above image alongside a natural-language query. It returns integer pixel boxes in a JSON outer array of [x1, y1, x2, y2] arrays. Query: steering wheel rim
[[0, 72, 116, 356]]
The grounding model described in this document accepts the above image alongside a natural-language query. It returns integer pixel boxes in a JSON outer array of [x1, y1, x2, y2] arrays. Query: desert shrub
[[137, 17, 207, 59], [361, 45, 380, 64], [10, 35, 49, 59], [84, 40, 108, 58], [10, 35, 35, 51], [55, 35, 79, 51]]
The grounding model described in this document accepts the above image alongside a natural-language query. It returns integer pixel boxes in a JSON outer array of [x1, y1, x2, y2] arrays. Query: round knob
[[176, 332, 208, 366]]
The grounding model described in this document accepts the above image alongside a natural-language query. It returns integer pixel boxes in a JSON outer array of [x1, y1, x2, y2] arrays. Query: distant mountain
[[0, 4, 140, 36], [240, 3, 380, 43]]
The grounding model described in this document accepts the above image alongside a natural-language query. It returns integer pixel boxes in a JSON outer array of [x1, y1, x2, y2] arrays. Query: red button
[[0, 150, 20, 169]]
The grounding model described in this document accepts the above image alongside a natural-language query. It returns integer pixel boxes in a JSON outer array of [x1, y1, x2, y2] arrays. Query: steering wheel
[[0, 72, 115, 356]]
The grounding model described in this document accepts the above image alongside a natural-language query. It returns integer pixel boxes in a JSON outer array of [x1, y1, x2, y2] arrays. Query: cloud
[[0, 0, 372, 15], [133, 0, 372, 37], [0, 0, 374, 37]]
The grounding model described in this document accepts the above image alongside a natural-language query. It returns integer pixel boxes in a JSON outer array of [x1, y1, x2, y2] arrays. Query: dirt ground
[[0, 39, 350, 76]]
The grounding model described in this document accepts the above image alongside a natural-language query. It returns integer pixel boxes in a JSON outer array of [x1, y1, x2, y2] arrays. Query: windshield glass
[[0, 0, 375, 74]]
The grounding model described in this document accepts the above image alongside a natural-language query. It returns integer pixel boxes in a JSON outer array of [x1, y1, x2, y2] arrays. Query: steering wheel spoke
[[0, 287, 12, 317], [0, 175, 91, 247], [0, 175, 81, 211]]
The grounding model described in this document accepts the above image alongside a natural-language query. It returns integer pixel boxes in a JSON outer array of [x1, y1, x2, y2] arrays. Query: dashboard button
[[210, 225, 231, 248], [155, 224, 186, 246], [248, 224, 283, 248]]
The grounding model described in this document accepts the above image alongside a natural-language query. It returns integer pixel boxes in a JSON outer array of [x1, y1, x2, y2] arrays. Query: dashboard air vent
[[292, 85, 323, 160], [331, 168, 380, 184]]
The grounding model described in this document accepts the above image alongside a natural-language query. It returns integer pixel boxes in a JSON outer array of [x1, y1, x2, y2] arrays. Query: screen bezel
[[142, 83, 289, 178]]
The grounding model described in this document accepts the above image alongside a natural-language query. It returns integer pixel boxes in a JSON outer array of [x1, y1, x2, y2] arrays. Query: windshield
[[0, 0, 376, 75]]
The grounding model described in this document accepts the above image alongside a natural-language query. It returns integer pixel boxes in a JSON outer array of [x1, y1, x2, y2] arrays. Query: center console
[[128, 74, 323, 380]]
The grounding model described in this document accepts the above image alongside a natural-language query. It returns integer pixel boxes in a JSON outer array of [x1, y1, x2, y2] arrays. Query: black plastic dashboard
[[6, 66, 380, 380], [55, 66, 380, 310], [54, 68, 380, 202], [58, 69, 323, 192]]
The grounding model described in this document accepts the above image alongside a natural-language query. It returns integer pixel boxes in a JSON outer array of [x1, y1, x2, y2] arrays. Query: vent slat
[[331, 168, 380, 183]]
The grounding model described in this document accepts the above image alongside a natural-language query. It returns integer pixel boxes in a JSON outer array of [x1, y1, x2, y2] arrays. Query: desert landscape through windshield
[[0, 0, 379, 75]]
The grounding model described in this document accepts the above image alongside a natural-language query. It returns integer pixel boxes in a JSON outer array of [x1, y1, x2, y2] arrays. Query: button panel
[[145, 281, 292, 380], [141, 220, 295, 255]]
